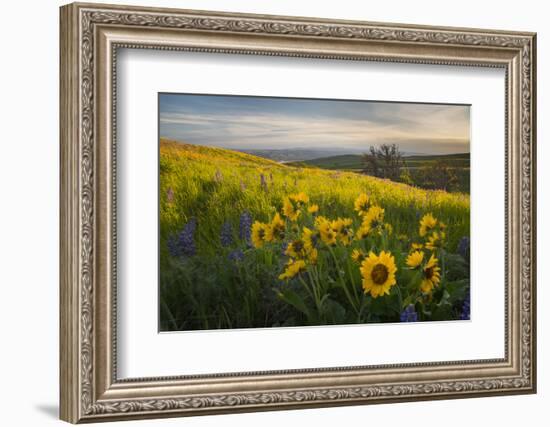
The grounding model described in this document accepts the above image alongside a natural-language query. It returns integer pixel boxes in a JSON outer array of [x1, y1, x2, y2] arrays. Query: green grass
[[289, 153, 470, 193], [289, 153, 470, 171], [160, 139, 470, 331]]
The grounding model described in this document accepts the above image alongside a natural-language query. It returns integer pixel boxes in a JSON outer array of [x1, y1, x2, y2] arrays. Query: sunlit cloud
[[159, 94, 470, 155]]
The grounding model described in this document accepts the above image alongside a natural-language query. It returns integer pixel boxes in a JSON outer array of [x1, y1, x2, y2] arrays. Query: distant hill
[[288, 152, 470, 171], [235, 148, 364, 163]]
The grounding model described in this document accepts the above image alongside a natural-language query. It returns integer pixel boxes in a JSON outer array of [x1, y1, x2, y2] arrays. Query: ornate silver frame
[[60, 2, 537, 423]]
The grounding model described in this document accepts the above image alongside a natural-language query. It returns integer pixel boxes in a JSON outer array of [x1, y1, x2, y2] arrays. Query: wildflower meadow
[[160, 139, 470, 331]]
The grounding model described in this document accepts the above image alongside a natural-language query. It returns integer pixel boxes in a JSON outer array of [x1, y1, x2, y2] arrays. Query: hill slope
[[160, 138, 469, 255], [288, 152, 470, 171]]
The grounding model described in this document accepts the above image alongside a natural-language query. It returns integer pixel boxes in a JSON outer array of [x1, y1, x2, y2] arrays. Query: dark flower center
[[273, 224, 285, 239], [425, 267, 434, 280], [311, 233, 319, 247], [293, 240, 304, 252], [371, 264, 389, 285]]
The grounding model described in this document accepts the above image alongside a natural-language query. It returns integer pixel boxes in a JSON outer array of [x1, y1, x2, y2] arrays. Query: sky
[[159, 93, 470, 155]]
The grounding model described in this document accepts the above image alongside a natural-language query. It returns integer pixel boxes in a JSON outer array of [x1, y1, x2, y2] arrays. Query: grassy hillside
[[290, 153, 469, 170], [160, 139, 470, 331], [161, 140, 469, 252], [289, 152, 470, 192]]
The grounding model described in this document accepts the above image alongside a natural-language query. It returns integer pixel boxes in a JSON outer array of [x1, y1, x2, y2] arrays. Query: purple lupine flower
[[460, 294, 470, 320], [457, 236, 470, 260], [228, 249, 244, 263], [167, 235, 179, 257], [167, 218, 197, 258], [239, 211, 252, 244], [178, 218, 197, 257], [400, 304, 418, 322], [220, 221, 233, 247]]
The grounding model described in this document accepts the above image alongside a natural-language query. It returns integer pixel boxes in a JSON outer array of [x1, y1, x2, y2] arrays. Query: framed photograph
[[60, 2, 537, 423]]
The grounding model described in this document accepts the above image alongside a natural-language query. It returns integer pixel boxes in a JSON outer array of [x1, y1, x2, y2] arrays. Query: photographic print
[[159, 93, 471, 331]]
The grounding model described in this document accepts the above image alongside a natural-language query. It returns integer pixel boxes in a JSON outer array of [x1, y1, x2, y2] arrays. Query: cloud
[[159, 96, 470, 154]]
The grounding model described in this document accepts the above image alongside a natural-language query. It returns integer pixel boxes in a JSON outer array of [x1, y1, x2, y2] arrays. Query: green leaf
[[323, 298, 347, 323], [277, 289, 311, 318]]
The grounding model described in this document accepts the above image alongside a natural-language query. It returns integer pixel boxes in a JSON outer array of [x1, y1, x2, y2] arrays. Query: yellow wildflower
[[425, 231, 444, 250], [251, 221, 269, 248], [308, 204, 319, 214], [420, 253, 441, 293], [282, 197, 300, 222], [355, 224, 370, 240], [351, 249, 366, 264], [406, 250, 424, 269], [279, 259, 307, 281], [285, 239, 307, 259], [315, 216, 337, 246], [354, 193, 371, 216], [307, 248, 318, 264], [290, 192, 309, 205], [360, 250, 398, 298], [419, 213, 437, 237], [302, 227, 320, 257], [411, 243, 423, 251], [266, 213, 285, 241], [356, 205, 385, 239], [331, 217, 354, 246]]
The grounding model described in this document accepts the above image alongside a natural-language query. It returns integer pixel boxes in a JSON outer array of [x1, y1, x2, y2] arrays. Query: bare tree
[[362, 144, 404, 181]]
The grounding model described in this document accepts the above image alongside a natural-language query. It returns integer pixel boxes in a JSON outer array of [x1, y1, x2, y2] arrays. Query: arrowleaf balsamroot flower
[[251, 221, 269, 248], [308, 204, 319, 214], [315, 216, 337, 246], [425, 231, 445, 251], [351, 249, 366, 264], [284, 238, 318, 263], [266, 213, 285, 241], [279, 259, 307, 281], [419, 213, 437, 237], [285, 239, 307, 259], [406, 250, 424, 269], [356, 205, 385, 239], [410, 242, 423, 251], [421, 253, 441, 293], [360, 251, 397, 298], [331, 218, 354, 246], [290, 192, 309, 205], [354, 193, 371, 216], [282, 197, 300, 222], [302, 227, 319, 252]]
